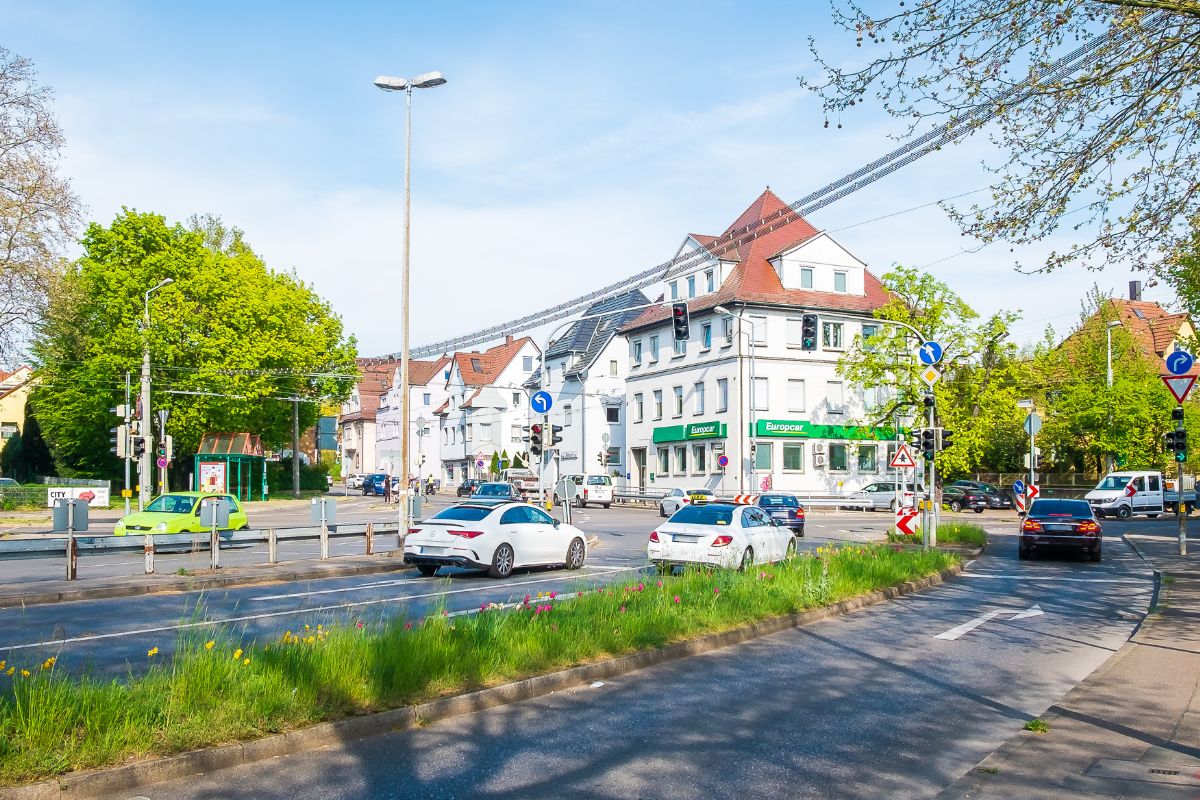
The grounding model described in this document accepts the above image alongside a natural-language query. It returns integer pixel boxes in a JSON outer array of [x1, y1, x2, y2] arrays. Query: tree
[[31, 210, 357, 480], [489, 452, 501, 478], [0, 47, 82, 359], [805, 2, 1200, 283]]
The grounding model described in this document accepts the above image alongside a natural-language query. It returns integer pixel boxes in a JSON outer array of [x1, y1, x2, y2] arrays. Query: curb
[[6, 560, 967, 799], [1121, 533, 1163, 628]]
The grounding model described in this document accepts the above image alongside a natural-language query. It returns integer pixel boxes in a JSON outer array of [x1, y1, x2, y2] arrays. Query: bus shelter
[[193, 432, 268, 501]]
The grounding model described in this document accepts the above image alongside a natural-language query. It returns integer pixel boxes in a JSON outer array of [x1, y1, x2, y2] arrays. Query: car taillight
[[1022, 519, 1042, 532], [711, 535, 733, 547], [1077, 520, 1100, 536], [681, 497, 690, 504], [407, 527, 421, 534], [796, 508, 805, 518], [649, 530, 660, 543], [449, 530, 485, 539]]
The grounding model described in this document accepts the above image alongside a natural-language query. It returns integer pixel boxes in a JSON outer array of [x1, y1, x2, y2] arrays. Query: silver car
[[659, 487, 716, 517], [842, 482, 918, 512]]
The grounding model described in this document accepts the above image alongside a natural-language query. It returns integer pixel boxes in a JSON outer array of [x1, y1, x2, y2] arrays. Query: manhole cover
[[1087, 759, 1200, 786]]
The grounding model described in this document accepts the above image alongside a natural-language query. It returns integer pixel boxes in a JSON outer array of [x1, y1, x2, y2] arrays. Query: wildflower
[[147, 647, 159, 658], [0, 660, 6, 671], [20, 669, 30, 677], [205, 640, 215, 650], [713, 587, 720, 596], [577, 591, 584, 598], [41, 656, 56, 670], [243, 658, 251, 666], [304, 624, 310, 631], [283, 631, 293, 642], [356, 621, 364, 629], [549, 590, 557, 600], [305, 636, 316, 645], [656, 580, 663, 588], [637, 582, 644, 592], [673, 595, 681, 604], [404, 622, 413, 631], [524, 594, 531, 604], [480, 603, 488, 612], [5, 667, 13, 677], [233, 648, 243, 660], [620, 605, 626, 613]]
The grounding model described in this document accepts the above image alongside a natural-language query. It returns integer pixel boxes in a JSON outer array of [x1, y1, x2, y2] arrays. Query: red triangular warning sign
[[889, 443, 918, 469], [1163, 374, 1197, 404]]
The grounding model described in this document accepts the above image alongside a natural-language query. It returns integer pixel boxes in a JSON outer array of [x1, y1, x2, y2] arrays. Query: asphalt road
[[109, 517, 1157, 800]]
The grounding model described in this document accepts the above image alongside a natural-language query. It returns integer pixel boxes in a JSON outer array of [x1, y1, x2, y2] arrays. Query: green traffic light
[[1178, 451, 1188, 463]]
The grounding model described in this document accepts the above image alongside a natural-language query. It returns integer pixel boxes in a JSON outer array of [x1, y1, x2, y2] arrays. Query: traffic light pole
[[1177, 404, 1187, 556], [124, 372, 132, 516]]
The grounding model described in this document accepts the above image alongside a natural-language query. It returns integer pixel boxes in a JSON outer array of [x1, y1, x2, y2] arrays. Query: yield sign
[[895, 506, 920, 536], [889, 443, 918, 469], [1162, 374, 1197, 404]]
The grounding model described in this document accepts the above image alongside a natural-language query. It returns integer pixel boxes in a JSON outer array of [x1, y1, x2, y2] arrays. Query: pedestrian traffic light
[[550, 425, 564, 447], [800, 314, 818, 351], [528, 424, 543, 457], [110, 425, 127, 458], [920, 429, 936, 460], [909, 428, 921, 451], [671, 302, 690, 341], [132, 436, 146, 459]]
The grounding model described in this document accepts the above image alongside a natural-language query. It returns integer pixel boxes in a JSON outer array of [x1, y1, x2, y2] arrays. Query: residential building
[[339, 359, 398, 476], [436, 335, 540, 486], [0, 366, 34, 445], [1070, 286, 1195, 367], [621, 188, 896, 495], [375, 356, 452, 482]]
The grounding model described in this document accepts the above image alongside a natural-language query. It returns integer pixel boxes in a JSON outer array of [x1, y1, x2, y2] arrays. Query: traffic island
[[0, 545, 963, 797]]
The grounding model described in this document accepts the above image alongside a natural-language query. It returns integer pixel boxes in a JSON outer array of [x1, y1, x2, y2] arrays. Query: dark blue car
[[361, 473, 390, 496]]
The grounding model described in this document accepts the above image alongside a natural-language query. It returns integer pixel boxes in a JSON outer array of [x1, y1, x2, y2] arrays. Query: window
[[545, 366, 552, 383], [687, 275, 696, 298], [423, 392, 431, 405], [479, 423, 491, 441], [609, 359, 618, 376], [443, 429, 449, 445], [693, 382, 705, 415], [465, 424, 473, 442], [673, 337, 686, 356], [564, 404, 573, 426], [653, 390, 663, 420], [800, 267, 813, 289], [786, 317, 803, 348], [692, 444, 706, 474], [633, 340, 643, 365], [673, 386, 684, 417], [858, 445, 878, 472], [834, 271, 847, 293], [862, 323, 880, 351], [560, 361, 566, 375], [511, 424, 521, 443], [701, 323, 712, 350], [822, 321, 844, 349], [675, 445, 688, 474], [470, 357, 483, 373], [670, 282, 679, 300], [717, 378, 729, 412], [512, 392, 521, 406], [706, 270, 715, 292], [749, 315, 767, 345], [787, 379, 806, 412], [827, 381, 845, 414], [721, 317, 733, 344], [522, 356, 534, 371], [607, 447, 621, 466], [658, 448, 670, 475], [649, 335, 660, 362], [829, 444, 849, 471], [783, 444, 804, 471], [634, 393, 644, 422], [753, 377, 769, 411], [754, 442, 772, 471], [606, 406, 620, 423]]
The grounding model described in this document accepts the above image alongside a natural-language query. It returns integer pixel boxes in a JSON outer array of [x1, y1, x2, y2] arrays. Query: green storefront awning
[[652, 421, 728, 444], [754, 419, 895, 441]]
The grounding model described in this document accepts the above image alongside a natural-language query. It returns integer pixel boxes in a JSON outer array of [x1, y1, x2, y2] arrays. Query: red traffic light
[[530, 424, 543, 434], [673, 306, 685, 318]]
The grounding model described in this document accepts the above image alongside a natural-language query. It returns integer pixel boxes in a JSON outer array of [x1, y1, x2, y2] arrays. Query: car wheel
[[973, 508, 984, 514], [738, 547, 754, 572], [1117, 505, 1132, 519], [1018, 546, 1030, 560], [659, 503, 668, 518], [949, 501, 962, 513], [1148, 513, 1160, 519], [785, 538, 796, 559], [1091, 547, 1102, 562], [566, 537, 586, 570], [889, 499, 897, 513], [416, 564, 438, 577], [489, 543, 515, 578], [603, 503, 611, 509]]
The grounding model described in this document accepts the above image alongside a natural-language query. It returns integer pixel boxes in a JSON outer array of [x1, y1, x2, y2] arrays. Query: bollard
[[210, 527, 220, 570], [320, 521, 329, 560], [66, 531, 78, 581], [144, 534, 155, 574], [268, 528, 277, 564], [365, 521, 374, 555]]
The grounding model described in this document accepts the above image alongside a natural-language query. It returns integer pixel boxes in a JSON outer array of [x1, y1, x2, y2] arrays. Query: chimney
[[505, 335, 514, 344], [1129, 280, 1143, 301]]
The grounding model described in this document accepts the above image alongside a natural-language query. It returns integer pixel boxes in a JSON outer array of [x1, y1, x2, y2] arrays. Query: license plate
[[689, 495, 708, 503], [1042, 524, 1072, 533], [672, 535, 700, 543], [421, 546, 447, 555]]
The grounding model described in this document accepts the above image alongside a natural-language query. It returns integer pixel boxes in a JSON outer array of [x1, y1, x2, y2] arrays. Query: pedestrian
[[426, 475, 435, 496], [383, 472, 392, 504]]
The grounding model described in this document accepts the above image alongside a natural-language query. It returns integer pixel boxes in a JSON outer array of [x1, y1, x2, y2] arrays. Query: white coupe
[[404, 501, 588, 579], [648, 502, 796, 571]]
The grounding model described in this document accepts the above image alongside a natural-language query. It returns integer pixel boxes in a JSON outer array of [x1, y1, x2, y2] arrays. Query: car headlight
[[156, 522, 169, 532]]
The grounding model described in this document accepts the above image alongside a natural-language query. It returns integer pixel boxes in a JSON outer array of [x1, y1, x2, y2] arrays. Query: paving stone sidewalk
[[940, 535, 1200, 799]]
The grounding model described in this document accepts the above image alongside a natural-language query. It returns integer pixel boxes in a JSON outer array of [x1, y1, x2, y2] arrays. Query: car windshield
[[1096, 475, 1133, 491], [670, 504, 734, 525], [474, 484, 510, 496], [430, 505, 498, 522], [688, 489, 714, 496], [980, 484, 1003, 493], [758, 495, 799, 508], [146, 495, 198, 514], [1029, 499, 1093, 517], [587, 476, 611, 485]]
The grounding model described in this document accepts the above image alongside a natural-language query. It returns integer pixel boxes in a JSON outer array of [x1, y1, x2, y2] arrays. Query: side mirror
[[552, 519, 561, 528]]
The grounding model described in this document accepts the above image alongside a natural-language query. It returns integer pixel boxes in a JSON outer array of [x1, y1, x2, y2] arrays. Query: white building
[[436, 336, 541, 486], [621, 189, 899, 495], [339, 359, 397, 476], [375, 356, 452, 483], [526, 289, 649, 488]]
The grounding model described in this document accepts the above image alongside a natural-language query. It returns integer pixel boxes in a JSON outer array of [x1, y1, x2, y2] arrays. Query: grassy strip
[[888, 522, 988, 548], [0, 544, 957, 786]]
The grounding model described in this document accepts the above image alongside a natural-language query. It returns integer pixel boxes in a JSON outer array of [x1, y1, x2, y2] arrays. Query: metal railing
[[612, 489, 876, 509]]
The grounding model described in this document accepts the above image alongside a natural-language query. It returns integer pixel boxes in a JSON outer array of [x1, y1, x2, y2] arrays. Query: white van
[[1085, 470, 1166, 518], [558, 474, 614, 508]]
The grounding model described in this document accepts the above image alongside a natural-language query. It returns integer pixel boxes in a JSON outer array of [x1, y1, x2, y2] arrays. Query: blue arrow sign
[[1166, 349, 1194, 376], [918, 341, 943, 366], [1013, 479, 1025, 497], [530, 390, 554, 414]]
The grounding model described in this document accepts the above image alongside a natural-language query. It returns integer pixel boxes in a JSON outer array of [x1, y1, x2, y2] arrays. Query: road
[[99, 516, 1160, 800]]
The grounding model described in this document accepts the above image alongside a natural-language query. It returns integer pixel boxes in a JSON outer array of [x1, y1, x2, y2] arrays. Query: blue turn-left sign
[[918, 341, 943, 366], [530, 390, 554, 414]]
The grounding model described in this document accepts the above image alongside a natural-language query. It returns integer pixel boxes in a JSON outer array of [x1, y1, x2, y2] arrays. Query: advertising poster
[[198, 461, 227, 493]]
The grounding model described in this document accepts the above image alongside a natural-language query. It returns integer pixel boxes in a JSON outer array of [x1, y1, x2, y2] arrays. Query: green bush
[[265, 459, 329, 493]]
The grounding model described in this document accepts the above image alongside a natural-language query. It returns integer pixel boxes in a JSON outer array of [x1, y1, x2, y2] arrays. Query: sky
[[1, 0, 1176, 360]]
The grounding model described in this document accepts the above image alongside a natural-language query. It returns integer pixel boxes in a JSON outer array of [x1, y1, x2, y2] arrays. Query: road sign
[[1026, 484, 1040, 503], [530, 390, 554, 413], [156, 456, 168, 469], [1167, 349, 1194, 376], [918, 341, 943, 366], [555, 479, 578, 501], [919, 366, 941, 387], [1014, 493, 1025, 514], [475, 459, 484, 469], [1023, 412, 1042, 436], [717, 454, 729, 468], [895, 506, 920, 536], [601, 432, 610, 445], [1163, 374, 1197, 404], [1013, 479, 1025, 497], [889, 444, 918, 469]]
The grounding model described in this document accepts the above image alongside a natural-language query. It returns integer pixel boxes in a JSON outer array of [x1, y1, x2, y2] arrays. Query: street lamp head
[[374, 72, 446, 92], [374, 75, 409, 92], [152, 278, 174, 291], [410, 71, 447, 89], [713, 305, 731, 316], [1107, 320, 1122, 329]]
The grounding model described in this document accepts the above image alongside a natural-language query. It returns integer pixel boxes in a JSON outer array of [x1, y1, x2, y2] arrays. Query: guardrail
[[0, 521, 403, 580], [612, 489, 878, 509]]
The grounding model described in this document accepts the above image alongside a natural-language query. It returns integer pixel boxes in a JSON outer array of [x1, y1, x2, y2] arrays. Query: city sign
[[1166, 349, 1194, 376], [918, 341, 943, 366], [1163, 374, 1197, 404], [530, 391, 554, 413]]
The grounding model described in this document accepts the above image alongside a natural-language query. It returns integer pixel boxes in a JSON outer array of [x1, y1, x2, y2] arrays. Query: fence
[[36, 476, 109, 488]]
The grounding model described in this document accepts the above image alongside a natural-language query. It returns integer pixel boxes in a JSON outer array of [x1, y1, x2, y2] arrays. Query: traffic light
[[528, 424, 543, 457], [920, 428, 936, 460], [597, 451, 607, 466], [164, 435, 174, 461], [110, 425, 127, 458], [939, 428, 954, 452], [1173, 406, 1186, 423], [550, 425, 564, 447], [132, 436, 146, 459], [419, 453, 426, 465], [800, 314, 818, 351], [671, 302, 690, 341], [909, 428, 921, 451], [1178, 431, 1189, 462]]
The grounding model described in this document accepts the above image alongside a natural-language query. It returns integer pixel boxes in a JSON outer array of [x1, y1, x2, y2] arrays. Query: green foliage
[[266, 459, 329, 493], [489, 452, 501, 477], [30, 210, 357, 481]]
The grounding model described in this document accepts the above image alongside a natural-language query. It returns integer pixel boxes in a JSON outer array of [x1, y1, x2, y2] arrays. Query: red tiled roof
[[432, 399, 450, 416], [1102, 299, 1190, 359], [381, 355, 452, 392], [453, 336, 535, 387], [342, 358, 399, 423]]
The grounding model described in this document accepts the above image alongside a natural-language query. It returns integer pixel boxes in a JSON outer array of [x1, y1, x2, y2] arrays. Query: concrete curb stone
[[4, 557, 972, 800]]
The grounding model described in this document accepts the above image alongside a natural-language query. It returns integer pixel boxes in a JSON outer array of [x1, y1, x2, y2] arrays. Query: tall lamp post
[[1106, 320, 1121, 472], [714, 306, 757, 493], [374, 70, 446, 539], [140, 278, 174, 507]]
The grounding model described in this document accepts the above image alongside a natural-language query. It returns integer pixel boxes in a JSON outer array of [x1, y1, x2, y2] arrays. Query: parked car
[[841, 482, 918, 511], [754, 493, 805, 536], [1085, 470, 1196, 518], [0, 477, 18, 489], [113, 492, 248, 535], [457, 479, 483, 498], [345, 474, 364, 490], [941, 485, 987, 513], [648, 502, 796, 571], [471, 482, 524, 502], [1019, 498, 1102, 561], [659, 487, 716, 517], [947, 480, 1014, 509], [404, 501, 588, 578], [362, 473, 390, 496], [558, 474, 614, 508]]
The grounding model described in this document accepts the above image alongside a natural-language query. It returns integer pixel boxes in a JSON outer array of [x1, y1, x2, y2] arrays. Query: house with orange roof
[[375, 355, 453, 481], [1071, 293, 1196, 368], [338, 358, 399, 476], [0, 366, 35, 449], [621, 189, 896, 494]]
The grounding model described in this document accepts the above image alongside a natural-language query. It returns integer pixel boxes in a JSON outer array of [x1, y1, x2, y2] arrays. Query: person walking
[[383, 471, 392, 504], [426, 475, 435, 496]]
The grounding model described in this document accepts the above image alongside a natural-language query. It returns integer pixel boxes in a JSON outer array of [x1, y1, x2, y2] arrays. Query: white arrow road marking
[[934, 604, 1042, 640]]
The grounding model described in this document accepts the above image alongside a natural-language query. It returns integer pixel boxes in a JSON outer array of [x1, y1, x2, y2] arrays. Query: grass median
[[0, 544, 958, 786], [888, 521, 988, 548]]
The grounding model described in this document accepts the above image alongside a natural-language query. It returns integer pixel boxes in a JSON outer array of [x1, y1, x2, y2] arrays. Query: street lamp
[[140, 278, 174, 507], [715, 305, 758, 493], [375, 70, 446, 539]]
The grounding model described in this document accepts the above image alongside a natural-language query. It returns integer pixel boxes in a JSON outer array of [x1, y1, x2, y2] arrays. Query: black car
[[754, 493, 805, 536], [949, 480, 1014, 509], [942, 485, 987, 513], [1019, 498, 1102, 561], [456, 479, 483, 498]]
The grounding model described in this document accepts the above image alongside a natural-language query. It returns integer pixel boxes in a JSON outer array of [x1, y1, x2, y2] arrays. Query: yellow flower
[[283, 631, 293, 642], [41, 656, 56, 671], [147, 647, 159, 658], [305, 636, 316, 645], [204, 640, 215, 650], [316, 624, 323, 630], [20, 669, 30, 678], [5, 667, 13, 677], [304, 624, 310, 631], [233, 648, 243, 660], [242, 658, 251, 666], [0, 660, 6, 671]]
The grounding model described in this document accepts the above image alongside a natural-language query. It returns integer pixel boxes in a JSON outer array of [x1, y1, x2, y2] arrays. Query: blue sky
[[2, 0, 1173, 358]]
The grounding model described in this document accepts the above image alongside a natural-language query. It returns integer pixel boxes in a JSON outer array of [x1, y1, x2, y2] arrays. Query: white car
[[558, 474, 614, 508], [648, 502, 796, 571], [659, 487, 716, 517], [345, 474, 363, 490], [403, 501, 588, 579]]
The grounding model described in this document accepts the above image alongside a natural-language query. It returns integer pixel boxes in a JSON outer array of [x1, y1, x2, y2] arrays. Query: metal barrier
[[613, 489, 876, 509]]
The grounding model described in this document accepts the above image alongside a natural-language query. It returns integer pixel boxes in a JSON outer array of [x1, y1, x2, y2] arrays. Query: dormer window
[[471, 358, 483, 373], [800, 268, 813, 289]]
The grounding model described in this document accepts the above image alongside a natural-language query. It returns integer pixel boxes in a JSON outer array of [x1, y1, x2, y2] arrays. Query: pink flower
[[549, 590, 557, 599], [637, 583, 644, 592], [713, 587, 720, 595], [524, 594, 531, 604], [620, 605, 626, 613], [443, 610, 449, 617], [480, 603, 488, 612], [656, 580, 663, 588], [404, 622, 413, 631], [673, 595, 681, 604], [356, 621, 364, 629], [577, 592, 584, 598]]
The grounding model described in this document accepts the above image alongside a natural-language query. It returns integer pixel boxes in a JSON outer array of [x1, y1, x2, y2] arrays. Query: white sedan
[[659, 487, 717, 517], [648, 502, 796, 571], [404, 501, 588, 579]]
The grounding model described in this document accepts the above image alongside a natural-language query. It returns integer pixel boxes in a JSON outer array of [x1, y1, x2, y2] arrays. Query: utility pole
[[292, 399, 301, 499], [140, 279, 172, 505]]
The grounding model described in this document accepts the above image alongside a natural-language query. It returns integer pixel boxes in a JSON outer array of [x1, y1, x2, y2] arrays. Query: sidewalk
[[940, 535, 1200, 798]]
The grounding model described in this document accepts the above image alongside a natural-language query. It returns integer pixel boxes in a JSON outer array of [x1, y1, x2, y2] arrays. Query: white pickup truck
[[1085, 470, 1197, 518]]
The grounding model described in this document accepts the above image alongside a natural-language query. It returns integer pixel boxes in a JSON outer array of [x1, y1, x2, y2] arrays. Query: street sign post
[[717, 454, 729, 469], [1013, 479, 1025, 497], [530, 391, 554, 414], [918, 341, 944, 366], [1163, 375, 1197, 404], [1023, 413, 1042, 436], [1166, 349, 1194, 376]]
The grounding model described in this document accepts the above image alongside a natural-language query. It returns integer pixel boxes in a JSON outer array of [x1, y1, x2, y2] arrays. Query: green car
[[113, 491, 249, 535]]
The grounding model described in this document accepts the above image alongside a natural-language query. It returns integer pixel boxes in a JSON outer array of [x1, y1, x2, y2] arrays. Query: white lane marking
[[0, 567, 639, 652], [961, 572, 1147, 584], [934, 604, 1043, 640]]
